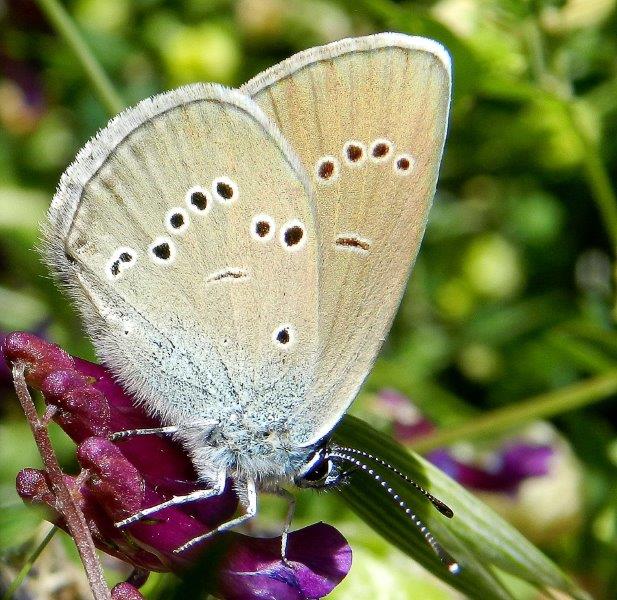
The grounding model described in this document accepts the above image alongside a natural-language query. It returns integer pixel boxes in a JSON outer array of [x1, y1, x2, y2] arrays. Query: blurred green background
[[1, 0, 616, 598]]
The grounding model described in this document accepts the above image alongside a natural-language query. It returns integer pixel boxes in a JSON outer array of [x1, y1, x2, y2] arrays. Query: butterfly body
[[45, 33, 453, 557]]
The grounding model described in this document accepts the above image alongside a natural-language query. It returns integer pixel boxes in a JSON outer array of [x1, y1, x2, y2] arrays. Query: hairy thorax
[[175, 411, 312, 488]]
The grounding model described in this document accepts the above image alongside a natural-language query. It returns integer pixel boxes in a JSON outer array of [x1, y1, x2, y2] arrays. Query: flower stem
[[409, 369, 617, 453], [34, 0, 124, 116], [526, 19, 617, 255], [575, 123, 617, 255], [2, 526, 57, 600], [12, 364, 111, 600]]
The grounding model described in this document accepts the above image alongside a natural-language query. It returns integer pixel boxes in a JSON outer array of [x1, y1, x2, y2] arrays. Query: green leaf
[[335, 416, 589, 600]]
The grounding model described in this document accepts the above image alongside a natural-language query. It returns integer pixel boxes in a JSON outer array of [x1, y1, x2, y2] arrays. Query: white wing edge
[[241, 32, 452, 97], [47, 83, 312, 243]]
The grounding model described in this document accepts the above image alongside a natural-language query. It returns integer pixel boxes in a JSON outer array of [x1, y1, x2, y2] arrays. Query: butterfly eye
[[303, 457, 332, 482], [295, 450, 337, 488]]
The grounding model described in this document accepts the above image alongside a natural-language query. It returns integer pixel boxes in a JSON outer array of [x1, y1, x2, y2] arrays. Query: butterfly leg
[[109, 419, 217, 441], [273, 488, 296, 562], [115, 468, 227, 528], [173, 478, 257, 554], [109, 425, 179, 441]]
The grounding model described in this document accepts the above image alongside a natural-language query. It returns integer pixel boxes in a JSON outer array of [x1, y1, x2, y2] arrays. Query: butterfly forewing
[[244, 34, 451, 445], [46, 85, 320, 430]]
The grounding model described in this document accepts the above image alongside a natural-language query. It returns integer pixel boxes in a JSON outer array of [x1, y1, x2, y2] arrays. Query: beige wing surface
[[45, 85, 320, 431], [243, 33, 451, 445]]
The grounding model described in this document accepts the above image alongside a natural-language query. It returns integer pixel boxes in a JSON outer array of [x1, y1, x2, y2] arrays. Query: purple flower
[[0, 50, 46, 134], [374, 389, 554, 495], [428, 446, 554, 495], [4, 332, 351, 599], [375, 389, 435, 442]]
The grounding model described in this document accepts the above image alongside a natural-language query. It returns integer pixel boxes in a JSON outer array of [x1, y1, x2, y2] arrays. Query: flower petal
[[219, 523, 352, 600]]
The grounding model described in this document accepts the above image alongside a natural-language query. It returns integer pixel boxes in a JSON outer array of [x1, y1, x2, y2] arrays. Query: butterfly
[[45, 32, 457, 570]]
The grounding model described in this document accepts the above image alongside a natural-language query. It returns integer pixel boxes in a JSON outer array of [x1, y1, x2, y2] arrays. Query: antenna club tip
[[435, 500, 454, 518], [447, 561, 461, 575]]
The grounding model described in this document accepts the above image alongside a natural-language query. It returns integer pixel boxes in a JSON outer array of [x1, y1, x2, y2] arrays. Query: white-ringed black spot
[[314, 156, 340, 185], [185, 186, 212, 214], [369, 138, 394, 163], [285, 227, 303, 246], [250, 213, 275, 242], [279, 219, 307, 251], [165, 207, 190, 235], [148, 237, 176, 265], [212, 176, 239, 204], [154, 244, 170, 259], [342, 140, 367, 167], [393, 153, 415, 176], [272, 324, 296, 349], [106, 246, 137, 281]]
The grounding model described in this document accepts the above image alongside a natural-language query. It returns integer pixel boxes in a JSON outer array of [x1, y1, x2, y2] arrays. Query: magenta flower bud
[[16, 468, 57, 509], [111, 583, 146, 600], [41, 369, 112, 439], [76, 438, 146, 518], [2, 331, 73, 388]]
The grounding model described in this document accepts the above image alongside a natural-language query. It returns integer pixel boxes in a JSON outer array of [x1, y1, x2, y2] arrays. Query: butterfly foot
[[115, 513, 142, 529], [281, 554, 294, 569], [173, 531, 215, 555]]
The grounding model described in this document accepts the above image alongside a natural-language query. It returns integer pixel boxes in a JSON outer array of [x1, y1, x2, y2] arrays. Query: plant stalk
[[2, 526, 57, 600], [34, 0, 124, 116], [12, 364, 111, 600], [409, 369, 617, 453]]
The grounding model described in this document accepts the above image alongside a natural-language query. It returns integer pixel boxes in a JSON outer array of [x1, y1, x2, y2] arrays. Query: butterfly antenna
[[335, 446, 454, 518], [329, 450, 460, 574]]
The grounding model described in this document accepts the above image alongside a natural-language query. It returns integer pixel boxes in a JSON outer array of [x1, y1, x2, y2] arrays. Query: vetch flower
[[4, 332, 351, 599], [428, 444, 553, 495], [374, 389, 554, 494], [372, 389, 582, 542], [374, 389, 436, 442]]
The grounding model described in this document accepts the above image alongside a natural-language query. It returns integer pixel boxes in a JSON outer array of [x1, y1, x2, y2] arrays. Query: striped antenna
[[329, 449, 460, 574], [334, 446, 453, 518]]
